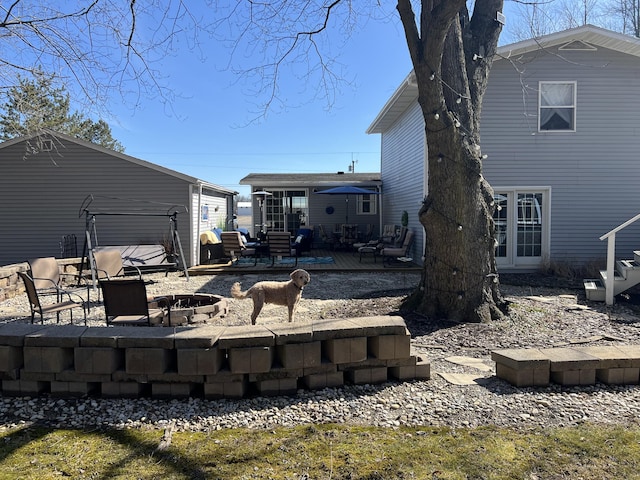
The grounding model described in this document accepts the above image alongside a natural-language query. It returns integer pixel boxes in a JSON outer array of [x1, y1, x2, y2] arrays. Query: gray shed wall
[[0, 138, 195, 266]]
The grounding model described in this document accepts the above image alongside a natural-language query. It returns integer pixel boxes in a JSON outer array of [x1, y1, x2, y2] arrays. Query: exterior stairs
[[584, 250, 640, 301]]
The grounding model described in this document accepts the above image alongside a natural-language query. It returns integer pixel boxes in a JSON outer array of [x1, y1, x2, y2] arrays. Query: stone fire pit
[[149, 293, 229, 326]]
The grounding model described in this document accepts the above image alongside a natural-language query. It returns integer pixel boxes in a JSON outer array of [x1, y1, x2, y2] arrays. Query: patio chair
[[220, 231, 258, 265], [100, 278, 171, 326], [90, 249, 142, 280], [393, 226, 409, 248], [292, 226, 314, 254], [18, 271, 87, 325], [380, 230, 414, 266], [353, 224, 376, 253], [28, 257, 91, 304], [379, 224, 398, 245], [339, 224, 359, 250], [318, 224, 338, 250], [266, 231, 298, 266]]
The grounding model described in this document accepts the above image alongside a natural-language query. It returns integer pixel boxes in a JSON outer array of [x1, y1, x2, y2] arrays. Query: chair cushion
[[200, 230, 220, 245]]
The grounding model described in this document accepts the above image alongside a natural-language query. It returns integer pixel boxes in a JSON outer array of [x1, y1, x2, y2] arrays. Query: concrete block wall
[[0, 316, 430, 399], [492, 345, 640, 387]]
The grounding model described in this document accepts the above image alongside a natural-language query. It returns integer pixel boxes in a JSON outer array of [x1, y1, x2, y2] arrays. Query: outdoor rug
[[237, 256, 334, 266]]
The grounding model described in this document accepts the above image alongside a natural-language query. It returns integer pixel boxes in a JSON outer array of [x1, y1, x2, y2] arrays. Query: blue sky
[[109, 4, 519, 198]]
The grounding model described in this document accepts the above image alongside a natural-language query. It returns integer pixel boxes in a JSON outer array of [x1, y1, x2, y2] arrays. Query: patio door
[[493, 189, 550, 269], [265, 190, 309, 232]]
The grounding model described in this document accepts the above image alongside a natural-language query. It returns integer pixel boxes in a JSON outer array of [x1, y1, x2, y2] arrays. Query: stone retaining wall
[[0, 259, 83, 302], [492, 346, 640, 387], [0, 316, 430, 399]]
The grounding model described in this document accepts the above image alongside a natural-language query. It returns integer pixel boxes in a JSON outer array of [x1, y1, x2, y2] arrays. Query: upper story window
[[539, 81, 576, 132], [357, 194, 377, 215]]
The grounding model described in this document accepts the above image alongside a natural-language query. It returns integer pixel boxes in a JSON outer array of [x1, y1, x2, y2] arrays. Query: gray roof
[[366, 24, 640, 134], [0, 130, 238, 195], [240, 172, 381, 188]]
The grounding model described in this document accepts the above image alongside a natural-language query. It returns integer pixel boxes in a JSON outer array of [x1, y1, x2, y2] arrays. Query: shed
[[0, 130, 236, 267]]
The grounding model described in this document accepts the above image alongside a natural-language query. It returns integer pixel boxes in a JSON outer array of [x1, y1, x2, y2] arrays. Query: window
[[357, 194, 377, 215], [539, 82, 576, 131]]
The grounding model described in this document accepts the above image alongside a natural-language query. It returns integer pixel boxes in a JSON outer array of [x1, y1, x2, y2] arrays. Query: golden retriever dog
[[230, 269, 311, 324]]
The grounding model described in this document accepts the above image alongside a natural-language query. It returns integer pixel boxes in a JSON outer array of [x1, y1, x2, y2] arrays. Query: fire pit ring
[[149, 293, 228, 326]]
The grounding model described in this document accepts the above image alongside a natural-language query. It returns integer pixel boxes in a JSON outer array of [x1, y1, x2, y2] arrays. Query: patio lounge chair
[[100, 278, 171, 326], [379, 224, 398, 245], [18, 271, 87, 325], [220, 231, 258, 265], [266, 231, 298, 266], [292, 227, 314, 254], [380, 230, 414, 266]]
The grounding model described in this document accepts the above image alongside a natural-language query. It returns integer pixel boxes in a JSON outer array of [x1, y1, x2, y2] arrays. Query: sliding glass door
[[265, 190, 309, 232]]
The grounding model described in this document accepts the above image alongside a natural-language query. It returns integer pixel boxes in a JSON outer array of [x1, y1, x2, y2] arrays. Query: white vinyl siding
[[191, 190, 229, 264], [380, 101, 425, 263]]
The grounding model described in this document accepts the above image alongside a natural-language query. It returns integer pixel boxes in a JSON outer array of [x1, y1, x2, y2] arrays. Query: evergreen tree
[[0, 71, 124, 152]]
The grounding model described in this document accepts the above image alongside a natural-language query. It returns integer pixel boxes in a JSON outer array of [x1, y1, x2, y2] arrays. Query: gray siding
[[311, 190, 380, 236], [482, 45, 640, 265], [0, 138, 194, 266], [380, 102, 425, 263]]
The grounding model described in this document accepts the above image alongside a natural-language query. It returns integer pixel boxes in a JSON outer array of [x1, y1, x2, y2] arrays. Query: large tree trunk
[[398, 0, 507, 322]]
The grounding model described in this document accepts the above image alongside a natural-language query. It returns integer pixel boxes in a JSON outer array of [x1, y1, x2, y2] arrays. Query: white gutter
[[195, 182, 203, 266]]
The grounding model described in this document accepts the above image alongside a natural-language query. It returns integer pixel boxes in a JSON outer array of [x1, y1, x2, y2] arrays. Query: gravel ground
[[1, 270, 640, 432]]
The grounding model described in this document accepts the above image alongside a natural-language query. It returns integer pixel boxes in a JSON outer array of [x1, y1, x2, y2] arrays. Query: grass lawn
[[0, 423, 638, 479]]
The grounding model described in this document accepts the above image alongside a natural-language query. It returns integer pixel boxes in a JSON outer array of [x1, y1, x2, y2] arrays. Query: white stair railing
[[599, 212, 640, 305]]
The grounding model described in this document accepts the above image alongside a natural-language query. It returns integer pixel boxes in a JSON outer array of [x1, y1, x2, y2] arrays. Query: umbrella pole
[[345, 197, 348, 224]]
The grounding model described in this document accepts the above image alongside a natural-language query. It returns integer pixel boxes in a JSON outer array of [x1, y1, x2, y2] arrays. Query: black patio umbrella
[[315, 185, 380, 224]]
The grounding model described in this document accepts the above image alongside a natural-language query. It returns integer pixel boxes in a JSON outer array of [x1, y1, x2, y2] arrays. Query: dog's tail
[[230, 282, 249, 300]]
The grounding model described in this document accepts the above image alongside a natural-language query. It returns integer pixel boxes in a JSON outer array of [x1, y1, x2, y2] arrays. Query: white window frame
[[538, 81, 576, 132], [356, 194, 377, 215]]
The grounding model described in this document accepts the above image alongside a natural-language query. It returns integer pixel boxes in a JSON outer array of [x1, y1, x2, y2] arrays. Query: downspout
[[378, 135, 384, 241], [195, 182, 203, 266]]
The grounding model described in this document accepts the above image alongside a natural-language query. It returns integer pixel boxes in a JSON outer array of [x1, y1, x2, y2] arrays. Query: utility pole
[[348, 155, 358, 173]]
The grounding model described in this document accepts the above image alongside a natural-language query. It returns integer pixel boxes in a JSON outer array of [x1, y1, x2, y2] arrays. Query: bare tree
[[508, 0, 635, 40], [0, 1, 205, 123], [397, 1, 506, 322], [610, 0, 640, 36]]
